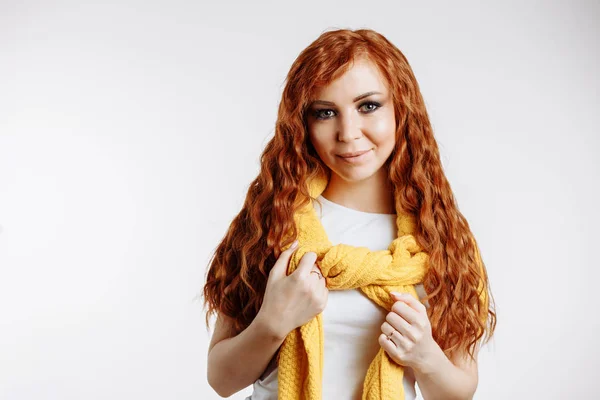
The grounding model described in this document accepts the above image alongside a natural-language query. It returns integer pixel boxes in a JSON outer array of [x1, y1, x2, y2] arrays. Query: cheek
[[368, 113, 396, 146], [308, 131, 333, 158]]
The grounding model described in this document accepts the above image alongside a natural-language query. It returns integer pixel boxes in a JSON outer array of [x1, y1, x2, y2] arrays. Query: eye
[[311, 101, 382, 121], [313, 109, 335, 120], [359, 101, 381, 113]]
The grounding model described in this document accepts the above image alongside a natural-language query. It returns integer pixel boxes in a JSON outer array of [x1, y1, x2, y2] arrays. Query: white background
[[1, 1, 599, 399]]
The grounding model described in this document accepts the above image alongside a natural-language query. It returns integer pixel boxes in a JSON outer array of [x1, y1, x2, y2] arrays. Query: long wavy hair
[[202, 28, 496, 361]]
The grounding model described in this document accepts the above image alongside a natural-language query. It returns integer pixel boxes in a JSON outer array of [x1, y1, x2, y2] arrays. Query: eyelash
[[312, 101, 382, 120]]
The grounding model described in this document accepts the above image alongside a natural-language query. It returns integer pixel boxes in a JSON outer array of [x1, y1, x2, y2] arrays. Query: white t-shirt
[[246, 195, 427, 400]]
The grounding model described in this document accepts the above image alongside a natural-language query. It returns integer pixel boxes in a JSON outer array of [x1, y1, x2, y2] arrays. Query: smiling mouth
[[336, 149, 373, 164], [337, 149, 371, 158]]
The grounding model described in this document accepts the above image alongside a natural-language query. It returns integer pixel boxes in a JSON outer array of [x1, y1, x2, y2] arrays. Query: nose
[[336, 111, 363, 142]]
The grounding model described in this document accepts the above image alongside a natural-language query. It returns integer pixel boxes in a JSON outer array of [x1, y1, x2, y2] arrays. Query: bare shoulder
[[208, 312, 237, 354]]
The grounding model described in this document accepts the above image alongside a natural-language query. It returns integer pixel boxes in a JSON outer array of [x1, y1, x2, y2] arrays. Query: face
[[306, 57, 396, 184]]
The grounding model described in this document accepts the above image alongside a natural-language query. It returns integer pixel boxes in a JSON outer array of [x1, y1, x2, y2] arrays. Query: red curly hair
[[202, 28, 496, 361]]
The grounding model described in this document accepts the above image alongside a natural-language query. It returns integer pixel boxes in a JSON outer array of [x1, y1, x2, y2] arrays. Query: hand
[[378, 291, 437, 371], [257, 241, 329, 340]]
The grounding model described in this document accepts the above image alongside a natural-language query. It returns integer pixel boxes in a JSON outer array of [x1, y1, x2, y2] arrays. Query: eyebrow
[[310, 91, 382, 106]]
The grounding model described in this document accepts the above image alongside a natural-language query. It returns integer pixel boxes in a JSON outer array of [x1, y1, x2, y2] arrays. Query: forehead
[[312, 58, 388, 100]]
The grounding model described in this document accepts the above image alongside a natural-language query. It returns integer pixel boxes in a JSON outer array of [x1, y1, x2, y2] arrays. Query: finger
[[319, 268, 328, 285], [379, 332, 404, 359], [379, 333, 398, 354], [292, 251, 318, 279], [318, 278, 329, 302], [391, 292, 427, 313], [380, 322, 409, 350], [386, 311, 415, 342], [381, 321, 399, 347], [270, 241, 299, 279], [308, 269, 322, 283], [312, 269, 328, 292], [391, 301, 420, 325]]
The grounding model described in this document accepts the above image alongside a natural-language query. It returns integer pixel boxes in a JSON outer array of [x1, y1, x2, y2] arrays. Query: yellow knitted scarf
[[277, 171, 430, 400]]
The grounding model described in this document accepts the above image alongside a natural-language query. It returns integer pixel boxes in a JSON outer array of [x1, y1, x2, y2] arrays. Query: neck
[[321, 167, 395, 214]]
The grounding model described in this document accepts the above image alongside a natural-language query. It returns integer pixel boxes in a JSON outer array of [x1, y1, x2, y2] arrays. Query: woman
[[203, 28, 496, 400]]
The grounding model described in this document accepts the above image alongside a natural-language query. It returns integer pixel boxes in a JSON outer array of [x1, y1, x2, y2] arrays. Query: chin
[[332, 166, 380, 183]]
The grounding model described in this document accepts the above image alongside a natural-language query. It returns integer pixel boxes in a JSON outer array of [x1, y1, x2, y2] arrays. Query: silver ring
[[310, 270, 323, 279], [386, 329, 396, 341]]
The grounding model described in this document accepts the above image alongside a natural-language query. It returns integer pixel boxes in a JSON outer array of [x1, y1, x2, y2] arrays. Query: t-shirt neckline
[[316, 194, 397, 217]]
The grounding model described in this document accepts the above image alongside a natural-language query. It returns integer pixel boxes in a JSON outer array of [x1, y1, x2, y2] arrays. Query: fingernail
[[291, 240, 298, 248], [391, 292, 402, 297]]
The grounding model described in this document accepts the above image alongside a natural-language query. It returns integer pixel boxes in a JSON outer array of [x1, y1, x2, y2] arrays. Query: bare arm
[[207, 245, 328, 398], [414, 343, 480, 400], [207, 312, 284, 398]]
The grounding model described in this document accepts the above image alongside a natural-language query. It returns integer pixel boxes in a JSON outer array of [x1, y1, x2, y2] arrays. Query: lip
[[336, 149, 372, 164], [337, 149, 371, 158]]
